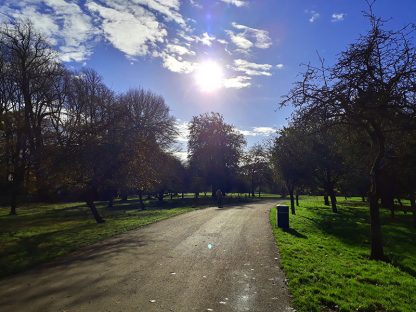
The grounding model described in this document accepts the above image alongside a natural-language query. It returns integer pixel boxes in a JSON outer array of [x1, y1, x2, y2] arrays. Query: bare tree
[[60, 69, 115, 223], [0, 19, 67, 212], [281, 7, 416, 260]]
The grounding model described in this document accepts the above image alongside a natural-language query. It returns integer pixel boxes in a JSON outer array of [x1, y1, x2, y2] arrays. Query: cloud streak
[[331, 13, 346, 22], [306, 10, 320, 23], [238, 126, 277, 136], [221, 0, 248, 7], [226, 22, 272, 52], [232, 59, 273, 76]]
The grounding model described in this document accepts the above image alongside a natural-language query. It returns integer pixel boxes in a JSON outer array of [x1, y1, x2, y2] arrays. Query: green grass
[[270, 196, 416, 312]]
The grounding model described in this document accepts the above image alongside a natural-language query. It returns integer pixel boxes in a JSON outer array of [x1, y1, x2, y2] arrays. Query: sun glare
[[194, 60, 224, 93]]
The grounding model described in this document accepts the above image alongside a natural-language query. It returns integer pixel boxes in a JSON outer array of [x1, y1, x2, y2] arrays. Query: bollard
[[276, 205, 289, 229]]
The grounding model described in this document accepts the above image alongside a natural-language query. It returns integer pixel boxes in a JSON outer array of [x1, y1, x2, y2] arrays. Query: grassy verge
[[270, 196, 416, 312], [0, 195, 258, 279]]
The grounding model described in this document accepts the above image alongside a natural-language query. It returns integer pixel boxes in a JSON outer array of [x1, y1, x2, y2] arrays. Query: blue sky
[[1, 0, 415, 156]]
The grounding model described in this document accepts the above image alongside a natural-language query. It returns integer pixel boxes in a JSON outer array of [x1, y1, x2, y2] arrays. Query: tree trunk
[[324, 194, 330, 206], [328, 189, 338, 213], [138, 190, 145, 210], [9, 183, 18, 215], [158, 191, 164, 202], [86, 200, 105, 224], [34, 167, 50, 202], [9, 201, 17, 215], [369, 194, 383, 259], [289, 190, 295, 215], [368, 128, 385, 260], [121, 193, 128, 201], [181, 192, 184, 199], [296, 192, 299, 206], [390, 203, 395, 219], [9, 172, 24, 216], [362, 195, 366, 202]]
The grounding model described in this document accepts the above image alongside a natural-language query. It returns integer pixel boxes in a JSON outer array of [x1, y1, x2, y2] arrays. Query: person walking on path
[[216, 189, 223, 208]]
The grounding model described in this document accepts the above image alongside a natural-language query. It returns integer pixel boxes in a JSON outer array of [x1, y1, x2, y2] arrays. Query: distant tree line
[[270, 8, 416, 260], [0, 20, 279, 223]]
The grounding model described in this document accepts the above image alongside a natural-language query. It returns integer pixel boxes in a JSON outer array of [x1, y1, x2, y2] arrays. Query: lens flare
[[194, 60, 224, 92]]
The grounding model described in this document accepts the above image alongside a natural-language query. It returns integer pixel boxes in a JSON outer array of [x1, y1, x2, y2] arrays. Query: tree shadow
[[301, 201, 416, 277], [0, 233, 151, 310], [283, 228, 308, 239]]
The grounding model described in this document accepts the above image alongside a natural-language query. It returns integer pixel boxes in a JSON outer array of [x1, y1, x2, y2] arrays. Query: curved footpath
[[0, 200, 292, 312]]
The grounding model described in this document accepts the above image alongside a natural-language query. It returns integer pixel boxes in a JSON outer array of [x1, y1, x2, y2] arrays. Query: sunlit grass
[[270, 196, 416, 312]]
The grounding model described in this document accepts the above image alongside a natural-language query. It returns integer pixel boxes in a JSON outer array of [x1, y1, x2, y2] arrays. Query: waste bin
[[277, 205, 289, 229]]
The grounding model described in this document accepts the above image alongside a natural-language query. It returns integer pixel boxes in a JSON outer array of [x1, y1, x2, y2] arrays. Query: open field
[[270, 196, 416, 312], [0, 194, 264, 278]]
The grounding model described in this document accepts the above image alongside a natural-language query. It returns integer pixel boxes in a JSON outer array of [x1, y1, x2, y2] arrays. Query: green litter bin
[[277, 205, 289, 229]]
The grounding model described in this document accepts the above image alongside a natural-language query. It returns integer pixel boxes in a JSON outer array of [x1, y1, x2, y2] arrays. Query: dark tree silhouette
[[188, 112, 246, 196], [270, 126, 311, 214], [281, 8, 416, 260], [0, 20, 66, 213]]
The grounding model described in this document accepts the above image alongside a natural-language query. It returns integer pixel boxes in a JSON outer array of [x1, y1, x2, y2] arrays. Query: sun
[[194, 60, 224, 92]]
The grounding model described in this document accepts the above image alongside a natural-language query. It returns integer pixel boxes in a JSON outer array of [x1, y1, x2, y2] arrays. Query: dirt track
[[0, 200, 292, 312]]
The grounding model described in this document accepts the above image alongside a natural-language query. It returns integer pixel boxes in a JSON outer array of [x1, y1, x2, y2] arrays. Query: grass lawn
[[0, 195, 258, 279], [270, 196, 416, 312]]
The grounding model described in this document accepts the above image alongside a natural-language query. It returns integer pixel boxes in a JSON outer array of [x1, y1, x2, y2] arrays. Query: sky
[[1, 0, 415, 158]]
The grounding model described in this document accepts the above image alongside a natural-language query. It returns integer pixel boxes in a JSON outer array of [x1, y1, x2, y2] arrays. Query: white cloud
[[223, 76, 251, 89], [237, 126, 276, 136], [0, 0, 192, 63], [87, 1, 167, 58], [221, 0, 248, 7], [167, 43, 195, 56], [226, 22, 272, 51], [306, 10, 320, 23], [0, 0, 96, 62], [159, 52, 195, 73], [194, 32, 216, 46], [130, 0, 186, 26], [252, 126, 276, 135], [226, 30, 253, 50], [189, 0, 202, 9], [233, 59, 273, 76], [331, 13, 346, 22]]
